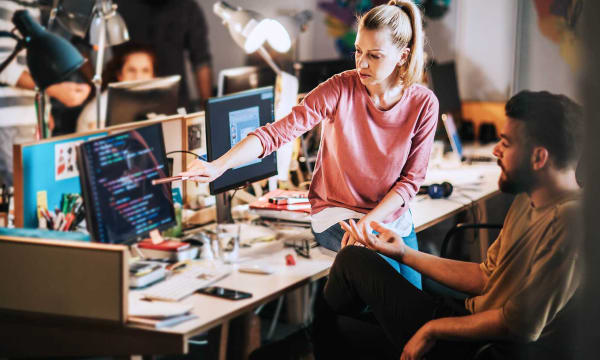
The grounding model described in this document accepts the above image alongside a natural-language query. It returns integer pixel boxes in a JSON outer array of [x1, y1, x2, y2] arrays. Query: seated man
[[314, 90, 583, 360]]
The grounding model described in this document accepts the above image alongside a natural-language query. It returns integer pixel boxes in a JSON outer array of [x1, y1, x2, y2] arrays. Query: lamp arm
[[7, 0, 44, 8], [0, 32, 25, 75], [257, 46, 281, 75]]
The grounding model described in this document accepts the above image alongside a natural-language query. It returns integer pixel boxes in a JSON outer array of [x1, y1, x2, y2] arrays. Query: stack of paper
[[138, 239, 199, 261], [128, 298, 197, 329]]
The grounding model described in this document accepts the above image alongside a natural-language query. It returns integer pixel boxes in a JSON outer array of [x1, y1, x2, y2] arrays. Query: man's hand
[[401, 323, 436, 360], [180, 158, 226, 183], [340, 220, 407, 260], [46, 82, 91, 107]]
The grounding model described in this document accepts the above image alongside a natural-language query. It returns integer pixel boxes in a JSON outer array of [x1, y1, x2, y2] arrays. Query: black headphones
[[418, 181, 453, 199]]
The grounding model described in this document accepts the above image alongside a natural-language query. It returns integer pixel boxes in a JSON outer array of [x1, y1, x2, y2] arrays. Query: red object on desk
[[285, 254, 296, 266]]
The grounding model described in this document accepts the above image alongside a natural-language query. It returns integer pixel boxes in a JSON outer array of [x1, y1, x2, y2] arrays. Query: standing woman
[[182, 1, 438, 288]]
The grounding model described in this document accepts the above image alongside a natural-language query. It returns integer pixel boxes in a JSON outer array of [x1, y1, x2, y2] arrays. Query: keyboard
[[141, 266, 231, 302]]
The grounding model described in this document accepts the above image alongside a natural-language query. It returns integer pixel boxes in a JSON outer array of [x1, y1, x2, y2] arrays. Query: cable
[[231, 187, 239, 201], [166, 150, 201, 158]]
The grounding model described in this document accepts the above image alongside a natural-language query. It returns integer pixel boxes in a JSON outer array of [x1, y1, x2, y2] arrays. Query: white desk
[[130, 241, 335, 338], [1, 161, 502, 359]]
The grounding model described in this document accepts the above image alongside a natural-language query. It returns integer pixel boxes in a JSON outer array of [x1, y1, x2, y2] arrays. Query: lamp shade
[[213, 1, 274, 54], [13, 10, 85, 90], [268, 11, 312, 53], [89, 10, 129, 47]]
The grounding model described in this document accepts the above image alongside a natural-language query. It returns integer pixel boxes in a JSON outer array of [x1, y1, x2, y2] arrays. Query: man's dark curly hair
[[505, 90, 583, 169]]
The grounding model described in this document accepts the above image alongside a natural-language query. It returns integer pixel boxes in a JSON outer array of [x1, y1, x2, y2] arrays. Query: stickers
[[55, 140, 82, 181]]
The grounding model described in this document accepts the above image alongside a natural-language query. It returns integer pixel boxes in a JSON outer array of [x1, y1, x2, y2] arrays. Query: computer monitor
[[217, 66, 277, 96], [77, 123, 176, 244], [428, 61, 462, 116], [105, 75, 180, 127], [442, 114, 494, 163], [205, 86, 278, 196], [442, 114, 463, 160], [294, 59, 355, 93]]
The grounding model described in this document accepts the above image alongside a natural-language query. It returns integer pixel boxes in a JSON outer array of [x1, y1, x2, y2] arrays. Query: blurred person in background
[[76, 42, 156, 131], [115, 0, 212, 111]]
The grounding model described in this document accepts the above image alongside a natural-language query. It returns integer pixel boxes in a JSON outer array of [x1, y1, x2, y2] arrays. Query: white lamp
[[267, 10, 312, 54], [89, 0, 129, 129], [213, 1, 277, 54], [214, 2, 314, 187]]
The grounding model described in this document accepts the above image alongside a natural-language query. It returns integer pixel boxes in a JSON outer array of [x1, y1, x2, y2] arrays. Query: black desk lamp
[[0, 10, 85, 138]]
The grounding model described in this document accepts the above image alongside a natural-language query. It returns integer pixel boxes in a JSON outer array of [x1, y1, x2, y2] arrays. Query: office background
[[195, 0, 579, 104]]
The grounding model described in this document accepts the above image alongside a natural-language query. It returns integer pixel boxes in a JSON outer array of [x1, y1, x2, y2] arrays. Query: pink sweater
[[251, 70, 439, 221]]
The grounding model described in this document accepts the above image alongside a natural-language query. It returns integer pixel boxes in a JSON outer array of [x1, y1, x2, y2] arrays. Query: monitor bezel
[[77, 123, 176, 244], [205, 86, 278, 195]]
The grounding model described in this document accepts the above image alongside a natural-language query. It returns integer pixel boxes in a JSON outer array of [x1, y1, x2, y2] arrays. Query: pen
[[41, 207, 53, 229], [152, 175, 189, 185]]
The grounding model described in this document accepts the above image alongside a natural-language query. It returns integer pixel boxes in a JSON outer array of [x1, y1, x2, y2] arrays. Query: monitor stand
[[216, 192, 234, 224]]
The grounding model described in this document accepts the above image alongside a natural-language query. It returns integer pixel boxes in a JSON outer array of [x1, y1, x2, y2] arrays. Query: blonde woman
[[181, 1, 437, 289]]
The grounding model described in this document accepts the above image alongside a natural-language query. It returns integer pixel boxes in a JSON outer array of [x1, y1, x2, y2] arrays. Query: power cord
[[166, 150, 202, 159]]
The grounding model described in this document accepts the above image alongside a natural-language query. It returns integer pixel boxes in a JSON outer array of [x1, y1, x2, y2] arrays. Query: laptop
[[442, 114, 494, 163]]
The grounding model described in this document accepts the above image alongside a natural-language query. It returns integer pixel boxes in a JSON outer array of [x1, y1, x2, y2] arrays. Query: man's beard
[[498, 159, 536, 194]]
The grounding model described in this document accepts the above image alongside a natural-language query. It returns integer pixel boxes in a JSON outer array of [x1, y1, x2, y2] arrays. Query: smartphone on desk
[[197, 286, 252, 300]]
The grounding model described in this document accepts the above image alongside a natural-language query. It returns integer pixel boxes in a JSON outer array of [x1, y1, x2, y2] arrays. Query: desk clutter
[[0, 184, 10, 227], [36, 192, 85, 231], [249, 189, 311, 224], [137, 238, 198, 261], [128, 298, 197, 329]]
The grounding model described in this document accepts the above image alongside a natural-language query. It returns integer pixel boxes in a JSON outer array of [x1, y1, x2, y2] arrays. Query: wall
[[454, 0, 519, 102], [513, 0, 581, 102]]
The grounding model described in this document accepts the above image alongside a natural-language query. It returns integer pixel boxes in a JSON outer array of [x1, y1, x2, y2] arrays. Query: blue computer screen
[[205, 86, 278, 194]]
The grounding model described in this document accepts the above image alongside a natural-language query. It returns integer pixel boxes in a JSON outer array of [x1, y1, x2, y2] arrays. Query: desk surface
[[414, 162, 500, 232], [128, 161, 501, 339], [2, 160, 502, 358], [130, 241, 336, 339]]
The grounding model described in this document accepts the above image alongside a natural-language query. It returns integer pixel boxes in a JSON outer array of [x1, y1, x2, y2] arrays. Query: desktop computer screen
[[294, 59, 355, 93], [106, 75, 180, 127], [428, 61, 462, 116], [217, 66, 276, 96], [77, 123, 176, 244], [205, 86, 278, 195]]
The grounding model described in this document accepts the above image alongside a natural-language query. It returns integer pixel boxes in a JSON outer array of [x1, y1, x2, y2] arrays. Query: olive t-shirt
[[465, 192, 582, 342]]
